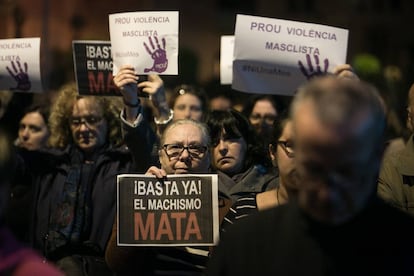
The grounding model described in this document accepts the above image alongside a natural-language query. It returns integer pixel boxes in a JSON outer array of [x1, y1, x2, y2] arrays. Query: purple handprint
[[6, 60, 31, 91], [143, 36, 168, 73], [298, 54, 329, 80]]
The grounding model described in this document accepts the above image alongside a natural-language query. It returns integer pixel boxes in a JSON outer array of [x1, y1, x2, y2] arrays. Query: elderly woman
[[6, 83, 150, 275], [105, 118, 231, 275]]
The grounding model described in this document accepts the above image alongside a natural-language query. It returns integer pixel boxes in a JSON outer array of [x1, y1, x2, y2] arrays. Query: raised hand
[[6, 60, 31, 91], [298, 54, 329, 80], [143, 36, 168, 73], [113, 65, 139, 104], [138, 74, 165, 107]]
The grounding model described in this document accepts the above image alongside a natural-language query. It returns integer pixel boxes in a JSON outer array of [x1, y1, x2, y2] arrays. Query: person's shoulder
[[376, 199, 414, 227], [0, 228, 63, 276], [221, 204, 289, 241], [13, 259, 64, 276]]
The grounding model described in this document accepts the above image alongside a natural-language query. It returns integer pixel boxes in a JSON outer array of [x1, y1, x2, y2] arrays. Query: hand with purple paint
[[143, 36, 168, 73], [6, 60, 31, 91], [298, 54, 329, 80]]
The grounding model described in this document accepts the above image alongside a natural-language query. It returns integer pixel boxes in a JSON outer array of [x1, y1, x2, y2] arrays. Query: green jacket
[[378, 135, 414, 216]]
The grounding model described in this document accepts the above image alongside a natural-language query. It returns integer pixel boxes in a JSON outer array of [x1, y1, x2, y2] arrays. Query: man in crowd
[[206, 75, 414, 276]]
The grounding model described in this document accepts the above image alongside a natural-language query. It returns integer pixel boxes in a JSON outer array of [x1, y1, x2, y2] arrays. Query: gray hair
[[160, 119, 211, 147], [291, 76, 386, 144]]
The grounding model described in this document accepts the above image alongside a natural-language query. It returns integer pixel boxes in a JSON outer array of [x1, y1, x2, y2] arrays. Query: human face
[[249, 99, 278, 137], [269, 121, 298, 190], [293, 100, 380, 225], [159, 123, 210, 174], [18, 111, 50, 150], [70, 98, 108, 154], [173, 94, 203, 121], [212, 129, 247, 176]]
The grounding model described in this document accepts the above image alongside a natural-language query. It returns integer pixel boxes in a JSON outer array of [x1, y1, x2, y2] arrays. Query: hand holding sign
[[6, 60, 31, 91], [113, 65, 140, 104], [144, 36, 168, 73], [298, 54, 329, 80]]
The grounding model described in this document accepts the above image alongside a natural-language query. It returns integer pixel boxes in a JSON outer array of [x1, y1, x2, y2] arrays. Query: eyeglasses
[[70, 115, 103, 129], [249, 114, 277, 125], [162, 144, 208, 159], [277, 140, 294, 158]]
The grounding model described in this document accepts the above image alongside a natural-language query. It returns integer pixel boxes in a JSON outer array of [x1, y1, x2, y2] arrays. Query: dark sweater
[[207, 199, 414, 276]]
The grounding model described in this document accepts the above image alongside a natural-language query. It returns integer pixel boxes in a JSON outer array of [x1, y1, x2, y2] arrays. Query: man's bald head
[[289, 76, 387, 225], [291, 76, 386, 146]]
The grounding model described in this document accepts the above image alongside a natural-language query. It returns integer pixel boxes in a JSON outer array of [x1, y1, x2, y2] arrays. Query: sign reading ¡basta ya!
[[117, 174, 219, 246]]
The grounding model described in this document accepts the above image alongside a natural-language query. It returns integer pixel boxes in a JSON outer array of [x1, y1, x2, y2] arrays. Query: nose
[[78, 122, 90, 132], [183, 108, 192, 119], [178, 147, 191, 161], [217, 139, 228, 155], [20, 127, 30, 140]]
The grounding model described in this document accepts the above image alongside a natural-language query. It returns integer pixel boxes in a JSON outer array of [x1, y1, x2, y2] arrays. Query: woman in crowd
[[0, 131, 64, 275], [206, 109, 278, 201], [6, 83, 150, 275], [16, 104, 50, 150], [105, 119, 230, 275], [221, 113, 297, 232], [242, 95, 280, 145]]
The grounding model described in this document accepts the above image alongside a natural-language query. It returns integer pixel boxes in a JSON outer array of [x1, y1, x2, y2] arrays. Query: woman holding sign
[[106, 118, 231, 275]]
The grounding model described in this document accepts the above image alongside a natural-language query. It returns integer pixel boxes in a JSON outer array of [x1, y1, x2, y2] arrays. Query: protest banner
[[232, 14, 349, 95], [0, 37, 43, 93], [220, 35, 235, 85], [109, 11, 179, 75], [72, 40, 120, 96], [117, 174, 219, 246]]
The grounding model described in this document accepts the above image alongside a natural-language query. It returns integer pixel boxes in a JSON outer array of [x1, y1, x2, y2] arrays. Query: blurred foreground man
[[207, 76, 414, 276]]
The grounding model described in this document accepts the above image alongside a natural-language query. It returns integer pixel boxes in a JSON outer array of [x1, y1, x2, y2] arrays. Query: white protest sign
[[220, 35, 235, 85], [233, 14, 349, 95], [109, 11, 179, 75], [0, 37, 43, 93]]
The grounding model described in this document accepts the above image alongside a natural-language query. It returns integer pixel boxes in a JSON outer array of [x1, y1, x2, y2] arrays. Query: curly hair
[[48, 83, 123, 148]]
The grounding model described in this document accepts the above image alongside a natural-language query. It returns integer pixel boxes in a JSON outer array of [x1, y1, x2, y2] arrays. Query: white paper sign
[[220, 35, 235, 85], [109, 11, 179, 75], [233, 14, 349, 95], [0, 37, 43, 93]]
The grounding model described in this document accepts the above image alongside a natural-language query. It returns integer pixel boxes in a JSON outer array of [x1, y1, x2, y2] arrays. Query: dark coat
[[21, 145, 133, 259]]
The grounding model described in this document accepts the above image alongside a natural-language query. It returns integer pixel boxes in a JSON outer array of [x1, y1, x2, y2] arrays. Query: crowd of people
[[0, 57, 414, 276]]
